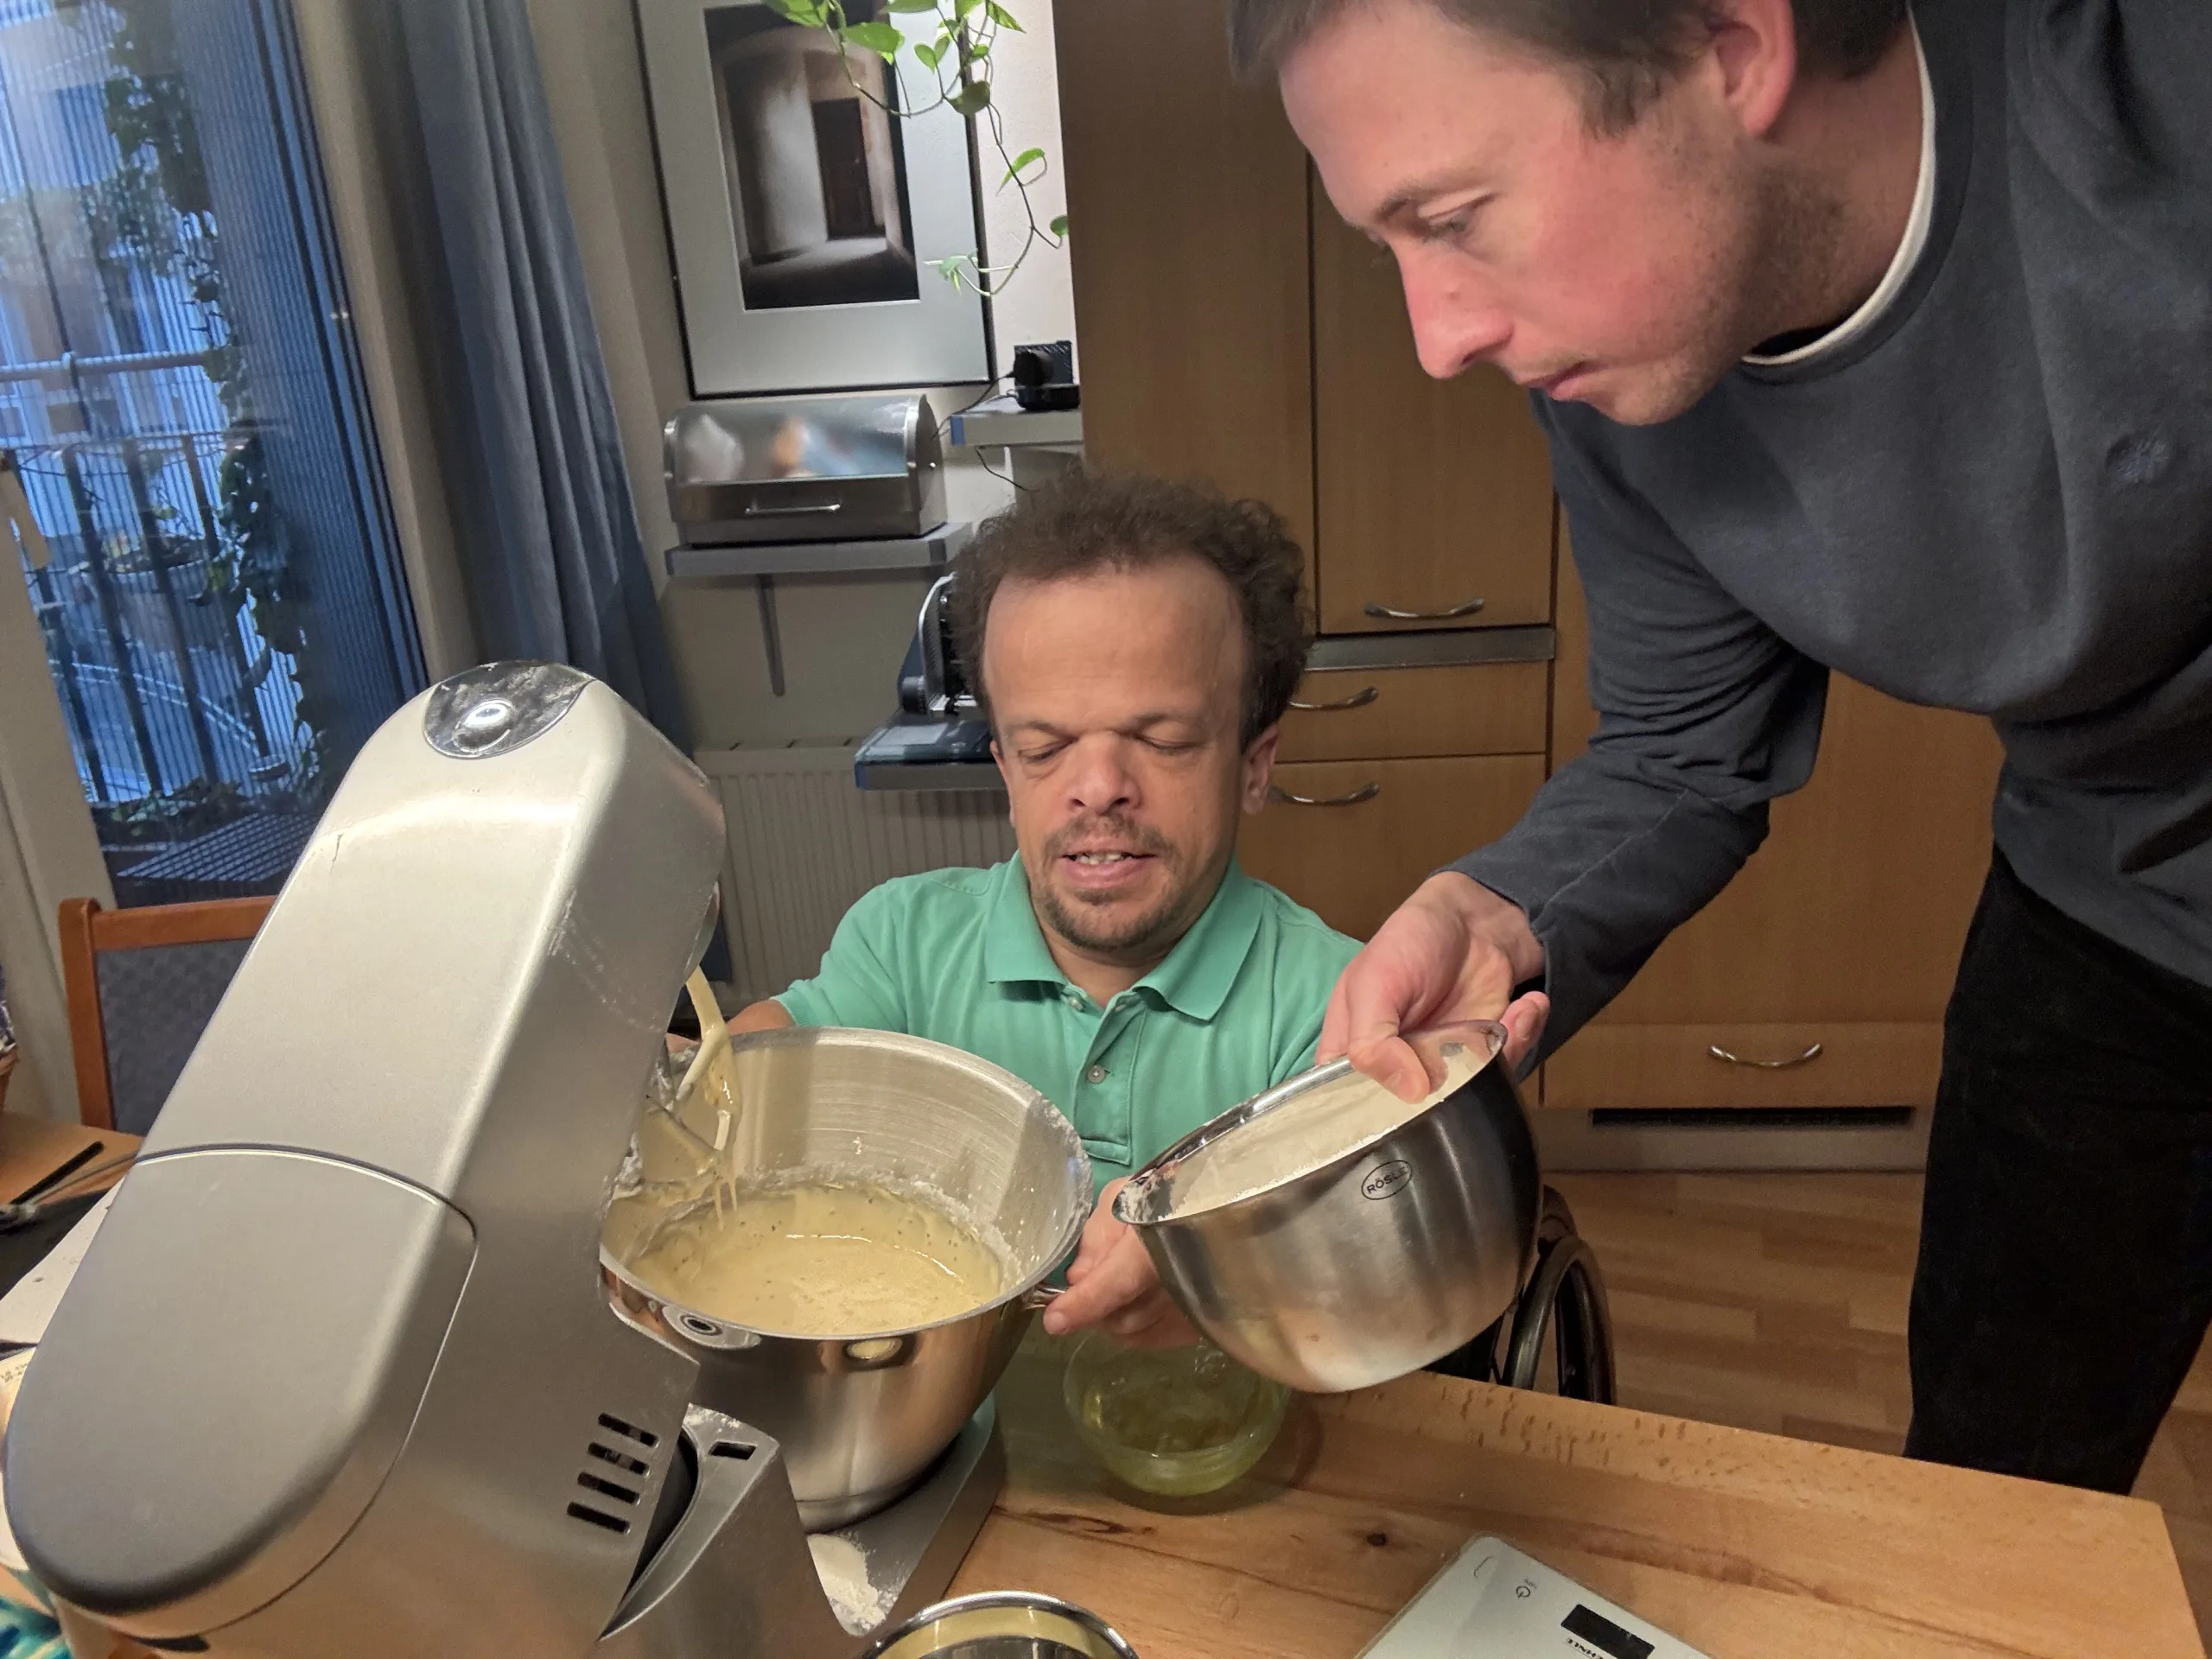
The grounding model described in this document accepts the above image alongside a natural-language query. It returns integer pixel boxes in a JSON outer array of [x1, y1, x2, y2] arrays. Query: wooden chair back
[[58, 896, 273, 1134]]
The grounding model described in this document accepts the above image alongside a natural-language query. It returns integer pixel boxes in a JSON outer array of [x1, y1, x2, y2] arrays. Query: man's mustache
[[1044, 817, 1176, 860]]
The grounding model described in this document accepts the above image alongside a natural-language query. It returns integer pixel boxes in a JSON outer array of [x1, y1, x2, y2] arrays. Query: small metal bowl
[[1115, 1021, 1541, 1394], [860, 1591, 1140, 1659]]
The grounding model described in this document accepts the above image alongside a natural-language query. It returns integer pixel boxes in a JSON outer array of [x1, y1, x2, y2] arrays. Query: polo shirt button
[[1086, 1065, 1108, 1084]]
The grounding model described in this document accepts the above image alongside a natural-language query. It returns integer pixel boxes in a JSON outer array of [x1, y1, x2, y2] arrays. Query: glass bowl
[[1061, 1332, 1289, 1497]]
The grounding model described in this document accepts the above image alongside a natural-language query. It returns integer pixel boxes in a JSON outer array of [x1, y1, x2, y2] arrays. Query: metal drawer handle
[[1707, 1042, 1824, 1070], [743, 500, 842, 516], [1287, 684, 1380, 713], [1270, 782, 1381, 807], [1363, 594, 1485, 621]]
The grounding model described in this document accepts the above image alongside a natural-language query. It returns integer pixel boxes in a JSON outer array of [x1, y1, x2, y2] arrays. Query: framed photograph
[[633, 0, 992, 396]]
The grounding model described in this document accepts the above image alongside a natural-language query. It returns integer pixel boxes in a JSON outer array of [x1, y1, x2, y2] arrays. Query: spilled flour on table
[[808, 1531, 898, 1634]]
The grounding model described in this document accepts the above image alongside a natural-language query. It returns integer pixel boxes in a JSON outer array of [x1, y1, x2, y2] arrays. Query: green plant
[[90, 777, 247, 846], [54, 0, 332, 803], [763, 0, 1065, 296]]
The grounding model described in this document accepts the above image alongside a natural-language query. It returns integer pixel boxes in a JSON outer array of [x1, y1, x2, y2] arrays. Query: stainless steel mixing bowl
[[601, 1027, 1091, 1528], [1114, 1022, 1540, 1394]]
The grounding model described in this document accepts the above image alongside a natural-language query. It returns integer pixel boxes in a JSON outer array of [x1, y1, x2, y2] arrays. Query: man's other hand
[[1040, 1179, 1198, 1348], [1320, 872, 1550, 1101], [730, 999, 795, 1033]]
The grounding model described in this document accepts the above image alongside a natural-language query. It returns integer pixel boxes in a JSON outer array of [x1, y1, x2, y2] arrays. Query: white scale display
[[1358, 1537, 1712, 1659]]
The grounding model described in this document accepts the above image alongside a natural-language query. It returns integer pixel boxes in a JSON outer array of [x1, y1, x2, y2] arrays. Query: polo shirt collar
[[982, 857, 1066, 987], [982, 855, 1266, 1021]]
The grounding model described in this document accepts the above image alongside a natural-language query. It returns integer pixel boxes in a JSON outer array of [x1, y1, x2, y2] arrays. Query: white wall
[[526, 0, 1075, 749], [970, 3, 1077, 376]]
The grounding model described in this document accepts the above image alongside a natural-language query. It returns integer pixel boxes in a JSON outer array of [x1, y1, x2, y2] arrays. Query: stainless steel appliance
[[0, 663, 1026, 1657], [665, 394, 946, 547], [855, 571, 995, 788]]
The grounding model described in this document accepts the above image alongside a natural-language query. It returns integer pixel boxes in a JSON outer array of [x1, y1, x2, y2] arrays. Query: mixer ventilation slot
[[568, 1413, 664, 1535], [598, 1412, 660, 1448], [588, 1442, 650, 1477]]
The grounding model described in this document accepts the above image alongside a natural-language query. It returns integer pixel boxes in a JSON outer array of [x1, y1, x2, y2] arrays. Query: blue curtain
[[370, 0, 691, 750]]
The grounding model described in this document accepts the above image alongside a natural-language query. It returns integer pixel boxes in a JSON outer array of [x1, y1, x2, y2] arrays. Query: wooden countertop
[[952, 1332, 2205, 1659]]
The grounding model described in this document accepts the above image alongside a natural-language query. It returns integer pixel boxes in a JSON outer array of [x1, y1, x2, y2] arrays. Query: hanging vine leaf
[[783, 0, 1059, 296], [839, 19, 905, 56]]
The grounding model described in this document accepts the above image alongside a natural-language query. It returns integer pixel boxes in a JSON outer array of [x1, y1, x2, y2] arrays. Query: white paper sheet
[[0, 1189, 117, 1349]]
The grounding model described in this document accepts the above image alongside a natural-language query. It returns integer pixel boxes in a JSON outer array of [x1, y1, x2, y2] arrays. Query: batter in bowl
[[624, 1177, 1009, 1337]]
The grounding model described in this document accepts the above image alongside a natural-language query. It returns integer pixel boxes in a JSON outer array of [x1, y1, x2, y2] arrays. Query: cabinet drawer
[[1542, 1022, 1944, 1111], [1313, 210, 1554, 635], [1279, 661, 1548, 762], [1239, 755, 1545, 940]]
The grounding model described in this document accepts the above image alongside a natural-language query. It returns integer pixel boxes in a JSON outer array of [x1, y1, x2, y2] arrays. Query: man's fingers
[[1346, 1029, 1431, 1103], [1318, 979, 1352, 1064], [1041, 1222, 1155, 1335], [1500, 990, 1550, 1070], [1321, 943, 1400, 1062]]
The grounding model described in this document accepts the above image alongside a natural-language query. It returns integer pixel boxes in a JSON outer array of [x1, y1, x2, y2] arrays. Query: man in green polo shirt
[[732, 471, 1358, 1344]]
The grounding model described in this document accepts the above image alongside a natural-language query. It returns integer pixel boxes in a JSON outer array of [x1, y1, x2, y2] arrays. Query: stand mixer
[[2, 664, 1021, 1658]]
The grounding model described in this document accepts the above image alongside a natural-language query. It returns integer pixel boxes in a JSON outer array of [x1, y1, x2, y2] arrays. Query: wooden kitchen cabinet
[[1542, 543, 2006, 1110], [1240, 755, 1547, 941], [1311, 194, 1555, 633], [1277, 659, 1549, 762], [1053, 0, 1316, 586]]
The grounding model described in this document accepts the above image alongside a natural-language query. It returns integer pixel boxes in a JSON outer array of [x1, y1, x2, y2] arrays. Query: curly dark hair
[[950, 471, 1313, 749], [1228, 0, 1908, 132]]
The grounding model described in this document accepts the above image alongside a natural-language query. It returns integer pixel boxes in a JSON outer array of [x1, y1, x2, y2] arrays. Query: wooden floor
[[1548, 1172, 2212, 1649]]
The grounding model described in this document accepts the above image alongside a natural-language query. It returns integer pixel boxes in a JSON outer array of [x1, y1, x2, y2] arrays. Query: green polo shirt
[[777, 858, 1360, 1190]]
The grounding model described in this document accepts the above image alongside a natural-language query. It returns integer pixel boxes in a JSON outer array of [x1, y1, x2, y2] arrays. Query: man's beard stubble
[[1033, 815, 1201, 964], [1618, 149, 1851, 426]]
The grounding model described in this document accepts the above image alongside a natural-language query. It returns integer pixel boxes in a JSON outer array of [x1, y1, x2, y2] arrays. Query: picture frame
[[632, 0, 992, 396]]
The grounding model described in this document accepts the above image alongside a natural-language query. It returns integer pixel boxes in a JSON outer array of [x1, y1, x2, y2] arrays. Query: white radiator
[[696, 747, 1017, 1002]]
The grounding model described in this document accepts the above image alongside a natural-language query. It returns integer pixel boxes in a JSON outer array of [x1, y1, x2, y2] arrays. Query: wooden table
[[952, 1333, 2205, 1659], [0, 1116, 136, 1206]]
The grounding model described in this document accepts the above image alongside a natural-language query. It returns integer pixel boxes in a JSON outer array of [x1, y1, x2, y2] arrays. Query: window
[[3, 0, 422, 906]]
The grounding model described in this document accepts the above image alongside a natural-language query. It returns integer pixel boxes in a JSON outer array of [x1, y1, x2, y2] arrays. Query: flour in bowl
[[1163, 1036, 1493, 1216]]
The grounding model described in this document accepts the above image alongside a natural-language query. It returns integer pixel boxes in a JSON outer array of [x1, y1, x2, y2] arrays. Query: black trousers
[[1905, 850, 2212, 1492]]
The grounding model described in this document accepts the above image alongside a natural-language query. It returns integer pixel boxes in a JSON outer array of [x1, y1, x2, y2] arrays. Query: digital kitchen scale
[[1359, 1537, 1710, 1659]]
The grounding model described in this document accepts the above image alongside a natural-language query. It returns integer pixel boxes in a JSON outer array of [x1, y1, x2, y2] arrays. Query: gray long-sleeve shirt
[[1454, 0, 2212, 1052]]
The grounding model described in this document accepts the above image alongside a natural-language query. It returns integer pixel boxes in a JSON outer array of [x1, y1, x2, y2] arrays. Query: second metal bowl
[[1114, 1023, 1540, 1394]]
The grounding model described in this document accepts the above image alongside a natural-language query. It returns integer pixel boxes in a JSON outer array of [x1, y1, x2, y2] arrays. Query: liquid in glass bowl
[[1062, 1333, 1289, 1497]]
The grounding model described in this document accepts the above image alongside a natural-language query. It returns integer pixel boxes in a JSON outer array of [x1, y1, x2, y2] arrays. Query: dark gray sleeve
[[1452, 422, 1830, 1056]]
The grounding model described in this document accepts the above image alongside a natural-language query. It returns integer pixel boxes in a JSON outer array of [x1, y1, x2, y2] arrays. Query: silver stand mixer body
[[3, 664, 998, 1658]]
